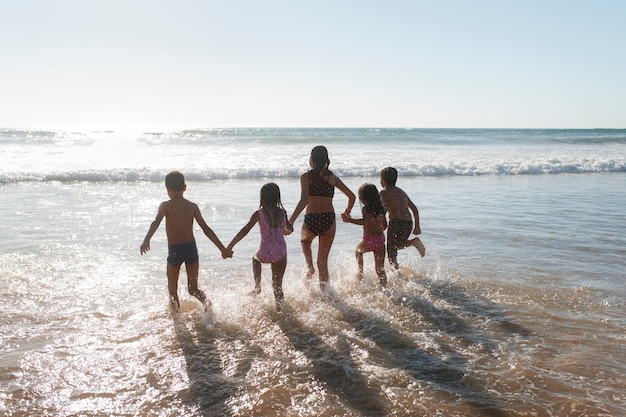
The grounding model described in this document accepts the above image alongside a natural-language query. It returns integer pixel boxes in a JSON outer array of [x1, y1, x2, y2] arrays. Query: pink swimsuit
[[257, 208, 287, 263], [363, 213, 386, 251], [363, 234, 386, 251]]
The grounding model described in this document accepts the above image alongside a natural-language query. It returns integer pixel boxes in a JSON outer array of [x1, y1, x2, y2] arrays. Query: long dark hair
[[259, 182, 283, 209], [358, 183, 385, 216], [310, 145, 332, 176]]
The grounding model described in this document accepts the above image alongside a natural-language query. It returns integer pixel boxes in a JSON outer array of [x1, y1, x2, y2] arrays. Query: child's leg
[[185, 261, 209, 307], [387, 219, 411, 269], [271, 255, 287, 311], [251, 255, 262, 295], [410, 237, 426, 257], [300, 225, 316, 279], [167, 263, 181, 308], [374, 248, 387, 287], [316, 222, 336, 291], [355, 240, 366, 280], [386, 242, 400, 270]]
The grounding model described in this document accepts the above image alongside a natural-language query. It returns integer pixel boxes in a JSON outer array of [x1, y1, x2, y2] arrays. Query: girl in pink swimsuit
[[342, 183, 388, 286], [227, 183, 293, 310]]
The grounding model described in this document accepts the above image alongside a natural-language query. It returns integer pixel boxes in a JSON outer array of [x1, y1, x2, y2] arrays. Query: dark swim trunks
[[167, 241, 199, 266], [304, 212, 335, 236], [387, 219, 412, 259]]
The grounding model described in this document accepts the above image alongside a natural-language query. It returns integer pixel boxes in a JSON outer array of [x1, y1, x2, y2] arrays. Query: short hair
[[165, 171, 185, 191], [380, 167, 398, 186]]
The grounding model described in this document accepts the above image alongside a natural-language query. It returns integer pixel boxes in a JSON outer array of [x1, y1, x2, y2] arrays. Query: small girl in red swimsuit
[[343, 183, 388, 286], [227, 183, 293, 311]]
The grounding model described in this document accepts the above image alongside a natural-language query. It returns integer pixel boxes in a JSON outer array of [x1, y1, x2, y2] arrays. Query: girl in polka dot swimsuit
[[289, 146, 356, 291]]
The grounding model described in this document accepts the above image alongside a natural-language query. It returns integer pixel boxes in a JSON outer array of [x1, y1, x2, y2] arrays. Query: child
[[379, 167, 426, 271], [227, 183, 293, 311], [342, 183, 388, 286], [289, 146, 355, 291], [140, 171, 232, 310]]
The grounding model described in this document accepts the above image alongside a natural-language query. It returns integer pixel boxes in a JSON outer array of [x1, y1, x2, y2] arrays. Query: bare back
[[362, 208, 387, 237], [379, 186, 412, 221], [163, 196, 199, 245]]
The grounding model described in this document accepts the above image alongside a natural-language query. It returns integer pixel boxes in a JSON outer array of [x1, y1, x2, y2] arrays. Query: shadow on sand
[[170, 307, 242, 416], [275, 312, 391, 417]]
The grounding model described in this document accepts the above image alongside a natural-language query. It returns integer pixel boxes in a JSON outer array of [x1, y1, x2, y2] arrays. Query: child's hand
[[285, 221, 294, 235], [341, 212, 352, 222], [140, 241, 150, 255]]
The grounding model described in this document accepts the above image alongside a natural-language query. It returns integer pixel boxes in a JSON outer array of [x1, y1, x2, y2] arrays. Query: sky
[[1, 0, 625, 129]]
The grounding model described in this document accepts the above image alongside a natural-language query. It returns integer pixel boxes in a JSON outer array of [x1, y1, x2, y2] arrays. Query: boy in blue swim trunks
[[140, 171, 232, 309]]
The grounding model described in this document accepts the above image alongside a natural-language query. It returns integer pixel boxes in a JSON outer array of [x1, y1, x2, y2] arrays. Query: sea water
[[1, 128, 625, 416]]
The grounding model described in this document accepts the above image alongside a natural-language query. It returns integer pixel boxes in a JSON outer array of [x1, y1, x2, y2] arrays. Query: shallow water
[[1, 172, 625, 416]]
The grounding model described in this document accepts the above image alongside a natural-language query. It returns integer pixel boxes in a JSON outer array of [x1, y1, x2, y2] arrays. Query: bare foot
[[356, 272, 364, 281], [249, 286, 262, 296], [169, 295, 180, 310], [412, 237, 426, 257], [304, 267, 315, 283]]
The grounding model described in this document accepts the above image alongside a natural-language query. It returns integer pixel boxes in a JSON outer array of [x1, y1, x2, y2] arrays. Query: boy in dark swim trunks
[[379, 167, 425, 271], [140, 171, 232, 309]]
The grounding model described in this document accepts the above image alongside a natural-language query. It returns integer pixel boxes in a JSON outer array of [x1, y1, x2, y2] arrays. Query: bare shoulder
[[327, 172, 339, 185], [389, 186, 408, 198], [187, 198, 200, 208], [168, 197, 200, 215]]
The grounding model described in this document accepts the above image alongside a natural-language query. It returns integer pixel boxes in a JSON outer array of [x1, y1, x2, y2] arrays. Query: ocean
[[1, 128, 625, 416]]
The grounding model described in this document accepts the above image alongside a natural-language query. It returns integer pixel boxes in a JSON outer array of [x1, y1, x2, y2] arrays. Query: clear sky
[[1, 0, 625, 129]]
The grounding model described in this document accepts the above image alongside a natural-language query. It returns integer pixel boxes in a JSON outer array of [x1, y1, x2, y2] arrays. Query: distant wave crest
[[2, 157, 624, 184]]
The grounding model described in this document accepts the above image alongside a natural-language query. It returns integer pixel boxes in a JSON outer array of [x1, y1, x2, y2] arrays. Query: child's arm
[[343, 216, 364, 225], [342, 207, 364, 225], [140, 202, 166, 255], [283, 210, 294, 235], [227, 212, 260, 251], [289, 173, 310, 224], [194, 205, 233, 258], [407, 197, 421, 235], [333, 176, 356, 217], [379, 189, 389, 213]]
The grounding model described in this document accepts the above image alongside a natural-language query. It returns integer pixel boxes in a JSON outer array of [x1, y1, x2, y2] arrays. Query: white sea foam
[[2, 128, 625, 184]]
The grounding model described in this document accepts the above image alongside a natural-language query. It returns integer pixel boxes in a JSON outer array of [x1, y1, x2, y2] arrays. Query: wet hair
[[260, 182, 283, 209], [358, 183, 385, 216], [380, 167, 398, 187], [165, 171, 185, 191], [310, 145, 331, 172]]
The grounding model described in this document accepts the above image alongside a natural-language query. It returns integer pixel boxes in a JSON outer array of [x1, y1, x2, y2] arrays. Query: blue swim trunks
[[167, 241, 199, 266]]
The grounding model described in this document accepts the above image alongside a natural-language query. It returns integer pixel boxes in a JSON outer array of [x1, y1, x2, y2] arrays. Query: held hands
[[341, 212, 352, 223], [285, 220, 294, 235], [221, 247, 234, 259]]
